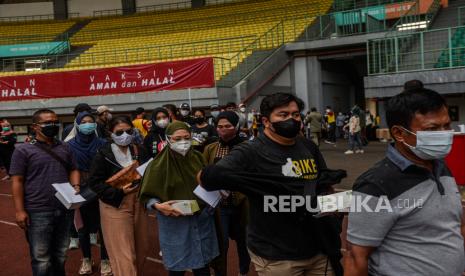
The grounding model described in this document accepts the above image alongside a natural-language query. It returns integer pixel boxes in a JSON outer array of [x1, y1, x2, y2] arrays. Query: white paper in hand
[[315, 190, 352, 218], [194, 185, 223, 208], [136, 158, 154, 176], [52, 183, 86, 209]]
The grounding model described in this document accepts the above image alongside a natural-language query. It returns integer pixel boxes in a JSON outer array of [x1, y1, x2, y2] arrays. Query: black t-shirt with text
[[202, 134, 327, 260]]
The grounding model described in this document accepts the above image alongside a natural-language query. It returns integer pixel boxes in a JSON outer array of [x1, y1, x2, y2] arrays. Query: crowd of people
[[303, 105, 379, 154], [4, 87, 465, 276]]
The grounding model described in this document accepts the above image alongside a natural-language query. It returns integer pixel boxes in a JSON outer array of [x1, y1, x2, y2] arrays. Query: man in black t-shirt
[[198, 93, 341, 276]]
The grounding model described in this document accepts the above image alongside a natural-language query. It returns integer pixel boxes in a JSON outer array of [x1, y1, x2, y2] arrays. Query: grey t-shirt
[[9, 140, 77, 212], [348, 145, 465, 275]]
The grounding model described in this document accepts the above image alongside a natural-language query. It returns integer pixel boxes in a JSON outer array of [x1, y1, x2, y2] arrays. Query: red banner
[[0, 57, 215, 101]]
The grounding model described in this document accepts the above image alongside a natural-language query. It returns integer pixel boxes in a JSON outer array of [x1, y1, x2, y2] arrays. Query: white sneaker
[[90, 233, 98, 245], [69, 238, 79, 250], [344, 150, 354, 155], [79, 258, 93, 275], [355, 150, 361, 153], [359, 150, 364, 154], [100, 259, 112, 276]]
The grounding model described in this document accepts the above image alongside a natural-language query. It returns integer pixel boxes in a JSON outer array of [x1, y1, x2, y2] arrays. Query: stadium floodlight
[[397, 21, 429, 31]]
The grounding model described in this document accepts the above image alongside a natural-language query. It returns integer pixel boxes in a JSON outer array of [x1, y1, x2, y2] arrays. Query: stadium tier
[[0, 21, 75, 45], [436, 27, 465, 68], [0, 0, 332, 81]]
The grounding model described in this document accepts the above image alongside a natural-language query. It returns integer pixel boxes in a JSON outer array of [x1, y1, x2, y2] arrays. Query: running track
[[0, 178, 252, 276]]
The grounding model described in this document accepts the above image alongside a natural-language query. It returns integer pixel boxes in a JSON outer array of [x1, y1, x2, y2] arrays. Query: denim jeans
[[220, 205, 251, 275], [349, 132, 363, 151], [26, 209, 73, 276]]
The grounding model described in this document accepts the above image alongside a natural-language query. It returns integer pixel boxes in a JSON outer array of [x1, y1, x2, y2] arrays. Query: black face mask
[[271, 118, 301, 138], [194, 117, 205, 124], [41, 125, 60, 138]]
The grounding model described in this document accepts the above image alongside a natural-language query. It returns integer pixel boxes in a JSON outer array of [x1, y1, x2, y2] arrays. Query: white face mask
[[239, 107, 246, 113], [211, 111, 220, 118], [155, 118, 169, 129], [111, 131, 134, 146], [401, 127, 454, 160], [169, 140, 191, 156], [180, 110, 190, 117]]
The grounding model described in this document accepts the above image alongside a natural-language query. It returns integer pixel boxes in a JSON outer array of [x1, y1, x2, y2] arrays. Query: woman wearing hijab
[[203, 111, 250, 276], [67, 112, 111, 275], [143, 107, 170, 157], [139, 121, 219, 276], [0, 119, 17, 178], [88, 116, 150, 276]]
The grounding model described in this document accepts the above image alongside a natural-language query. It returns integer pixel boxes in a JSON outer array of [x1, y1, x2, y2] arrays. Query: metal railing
[[75, 2, 324, 43], [47, 41, 70, 55], [367, 25, 465, 74], [136, 1, 191, 14], [215, 20, 286, 86], [297, 6, 389, 41], [0, 35, 258, 72], [0, 13, 79, 23], [0, 33, 69, 46], [93, 0, 258, 17], [459, 6, 465, 25], [367, 0, 442, 74], [332, 0, 407, 12]]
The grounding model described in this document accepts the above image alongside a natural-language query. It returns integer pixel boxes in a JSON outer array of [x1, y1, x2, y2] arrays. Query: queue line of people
[[7, 88, 465, 276]]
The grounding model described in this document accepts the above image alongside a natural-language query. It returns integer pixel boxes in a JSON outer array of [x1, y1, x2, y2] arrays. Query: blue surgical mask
[[401, 127, 454, 160], [78, 123, 97, 135], [211, 111, 220, 118]]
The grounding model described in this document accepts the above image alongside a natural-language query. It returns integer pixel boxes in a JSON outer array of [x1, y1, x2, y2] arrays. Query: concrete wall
[[322, 70, 353, 113], [136, 0, 191, 8], [68, 0, 122, 17], [0, 2, 53, 17], [0, 87, 219, 118], [364, 68, 465, 98]]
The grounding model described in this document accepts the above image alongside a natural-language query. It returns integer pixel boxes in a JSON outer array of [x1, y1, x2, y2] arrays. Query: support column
[[53, 0, 67, 20], [292, 56, 323, 113], [121, 0, 136, 14], [192, 0, 206, 8]]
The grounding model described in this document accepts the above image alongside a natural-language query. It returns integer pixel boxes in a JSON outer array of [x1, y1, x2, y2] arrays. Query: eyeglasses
[[114, 129, 134, 136]]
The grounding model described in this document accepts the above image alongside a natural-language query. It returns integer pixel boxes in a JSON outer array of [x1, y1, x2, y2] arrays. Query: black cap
[[180, 103, 190, 110], [73, 103, 96, 115], [135, 107, 145, 115], [210, 104, 220, 110]]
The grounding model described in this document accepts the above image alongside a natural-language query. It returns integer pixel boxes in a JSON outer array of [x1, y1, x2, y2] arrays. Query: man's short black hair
[[386, 88, 447, 130], [311, 107, 317, 112], [403, 79, 424, 92], [33, 109, 56, 123], [260, 93, 304, 119], [225, 102, 237, 108], [135, 107, 145, 115]]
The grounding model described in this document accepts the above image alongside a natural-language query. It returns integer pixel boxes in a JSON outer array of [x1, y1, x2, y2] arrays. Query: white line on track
[[146, 257, 163, 264], [0, 193, 11, 197], [0, 219, 17, 227]]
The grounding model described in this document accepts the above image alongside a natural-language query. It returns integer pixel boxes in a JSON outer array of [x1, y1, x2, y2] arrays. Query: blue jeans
[[26, 210, 73, 276], [220, 205, 250, 275], [349, 132, 363, 151]]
